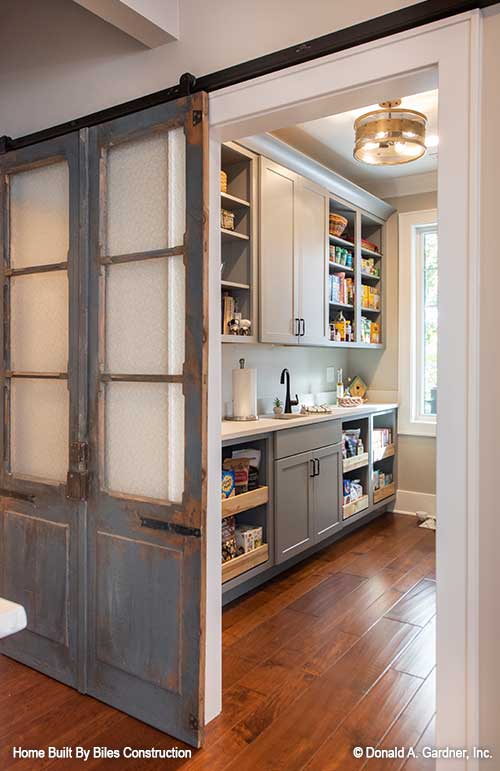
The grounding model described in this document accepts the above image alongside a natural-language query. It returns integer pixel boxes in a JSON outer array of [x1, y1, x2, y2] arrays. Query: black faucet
[[280, 368, 299, 414]]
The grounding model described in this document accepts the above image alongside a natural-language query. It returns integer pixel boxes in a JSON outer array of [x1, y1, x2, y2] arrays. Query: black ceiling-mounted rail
[[1, 0, 498, 153]]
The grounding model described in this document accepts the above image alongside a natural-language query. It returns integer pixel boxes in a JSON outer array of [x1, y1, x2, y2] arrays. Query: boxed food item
[[222, 538, 239, 563], [222, 516, 236, 543], [343, 478, 364, 504], [223, 457, 250, 495], [235, 524, 263, 554], [232, 448, 261, 491], [221, 469, 236, 499], [222, 516, 238, 563]]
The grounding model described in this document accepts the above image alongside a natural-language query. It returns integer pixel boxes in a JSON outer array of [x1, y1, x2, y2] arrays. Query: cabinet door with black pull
[[274, 450, 314, 563], [312, 443, 342, 542]]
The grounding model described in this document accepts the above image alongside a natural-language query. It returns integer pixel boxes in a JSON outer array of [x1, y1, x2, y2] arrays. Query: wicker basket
[[329, 213, 348, 237], [220, 170, 228, 193], [221, 208, 235, 231]]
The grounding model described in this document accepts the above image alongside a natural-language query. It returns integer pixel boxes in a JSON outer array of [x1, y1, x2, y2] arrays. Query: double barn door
[[0, 95, 208, 746]]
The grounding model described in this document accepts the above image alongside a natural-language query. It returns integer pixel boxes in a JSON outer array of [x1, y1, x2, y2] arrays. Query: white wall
[[1, 0, 418, 138], [478, 6, 500, 756]]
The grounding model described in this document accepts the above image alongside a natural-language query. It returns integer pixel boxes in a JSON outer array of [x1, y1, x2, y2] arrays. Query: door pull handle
[[310, 459, 316, 478]]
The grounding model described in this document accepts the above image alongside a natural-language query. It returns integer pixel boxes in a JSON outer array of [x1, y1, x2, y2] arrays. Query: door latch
[[67, 441, 89, 501]]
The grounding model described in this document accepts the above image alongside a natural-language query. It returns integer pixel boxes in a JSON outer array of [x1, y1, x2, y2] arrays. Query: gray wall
[[222, 343, 348, 416], [349, 191, 438, 496]]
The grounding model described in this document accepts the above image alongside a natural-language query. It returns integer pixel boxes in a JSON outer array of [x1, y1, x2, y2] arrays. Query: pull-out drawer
[[274, 419, 342, 459]]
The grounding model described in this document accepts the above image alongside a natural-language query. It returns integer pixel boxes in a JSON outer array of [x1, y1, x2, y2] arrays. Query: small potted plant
[[273, 397, 283, 415]]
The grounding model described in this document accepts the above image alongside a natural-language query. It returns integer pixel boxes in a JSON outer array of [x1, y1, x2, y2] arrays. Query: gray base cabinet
[[275, 451, 313, 563], [275, 443, 342, 564], [223, 408, 397, 605], [313, 443, 342, 541]]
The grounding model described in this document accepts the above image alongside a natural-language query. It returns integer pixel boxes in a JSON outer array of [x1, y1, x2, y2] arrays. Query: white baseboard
[[392, 489, 436, 517]]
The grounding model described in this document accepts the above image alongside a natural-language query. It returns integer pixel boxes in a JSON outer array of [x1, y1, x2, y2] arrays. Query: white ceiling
[[272, 89, 438, 196]]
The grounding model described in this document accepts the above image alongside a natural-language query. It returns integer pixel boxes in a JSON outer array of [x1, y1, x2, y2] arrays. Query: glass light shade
[[354, 107, 427, 166]]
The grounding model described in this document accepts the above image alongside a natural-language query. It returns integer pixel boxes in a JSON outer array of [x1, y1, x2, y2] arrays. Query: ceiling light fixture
[[353, 99, 428, 165]]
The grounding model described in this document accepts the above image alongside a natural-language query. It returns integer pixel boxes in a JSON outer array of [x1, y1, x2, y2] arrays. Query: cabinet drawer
[[274, 420, 342, 459]]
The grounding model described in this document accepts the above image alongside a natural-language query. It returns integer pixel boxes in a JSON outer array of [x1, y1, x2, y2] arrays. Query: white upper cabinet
[[295, 180, 328, 346], [259, 157, 298, 344], [259, 157, 328, 346]]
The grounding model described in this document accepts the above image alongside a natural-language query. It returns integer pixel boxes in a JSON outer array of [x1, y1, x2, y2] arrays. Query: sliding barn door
[[86, 94, 208, 746], [0, 134, 86, 687]]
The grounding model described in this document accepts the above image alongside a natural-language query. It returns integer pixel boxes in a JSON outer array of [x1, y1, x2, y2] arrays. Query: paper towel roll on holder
[[226, 358, 259, 421]]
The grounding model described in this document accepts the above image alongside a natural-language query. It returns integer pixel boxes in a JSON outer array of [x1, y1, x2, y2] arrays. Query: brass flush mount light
[[354, 99, 428, 165]]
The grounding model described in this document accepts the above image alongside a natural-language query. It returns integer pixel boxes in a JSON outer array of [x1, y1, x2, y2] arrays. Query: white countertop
[[222, 403, 398, 441]]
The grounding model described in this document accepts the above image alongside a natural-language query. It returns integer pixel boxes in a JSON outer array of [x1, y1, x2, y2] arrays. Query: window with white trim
[[398, 209, 438, 436]]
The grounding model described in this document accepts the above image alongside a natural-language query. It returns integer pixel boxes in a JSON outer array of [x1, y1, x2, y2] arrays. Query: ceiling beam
[[72, 0, 179, 48]]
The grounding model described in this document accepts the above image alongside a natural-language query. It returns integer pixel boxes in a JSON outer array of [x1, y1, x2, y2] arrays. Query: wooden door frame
[[206, 12, 482, 768], [85, 93, 208, 746]]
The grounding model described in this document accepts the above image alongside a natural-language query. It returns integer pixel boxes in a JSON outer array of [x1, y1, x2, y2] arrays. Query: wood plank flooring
[[0, 513, 436, 770]]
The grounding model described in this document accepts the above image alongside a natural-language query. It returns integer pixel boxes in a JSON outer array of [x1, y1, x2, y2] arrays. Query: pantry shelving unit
[[328, 193, 385, 348], [221, 435, 274, 593], [341, 409, 397, 523], [220, 142, 259, 344], [371, 410, 397, 504]]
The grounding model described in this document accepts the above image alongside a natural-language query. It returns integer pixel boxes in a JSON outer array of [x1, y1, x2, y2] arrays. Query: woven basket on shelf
[[220, 170, 228, 193], [329, 213, 348, 237], [221, 209, 235, 230]]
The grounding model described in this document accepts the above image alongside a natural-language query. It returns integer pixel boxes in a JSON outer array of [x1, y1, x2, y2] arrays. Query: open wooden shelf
[[373, 482, 396, 504], [221, 228, 249, 242], [222, 544, 269, 583], [330, 301, 354, 309], [343, 494, 369, 520], [373, 444, 395, 462], [361, 246, 383, 258], [330, 262, 354, 274], [221, 280, 250, 290], [343, 453, 369, 473], [221, 334, 256, 344], [361, 272, 380, 282], [329, 234, 355, 249], [361, 306, 381, 314], [221, 486, 269, 519], [221, 191, 250, 210]]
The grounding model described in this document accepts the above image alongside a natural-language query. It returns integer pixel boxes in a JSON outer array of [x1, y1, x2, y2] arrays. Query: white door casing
[[207, 14, 482, 770]]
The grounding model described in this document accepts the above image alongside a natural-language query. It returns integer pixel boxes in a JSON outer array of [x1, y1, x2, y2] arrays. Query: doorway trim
[[206, 11, 481, 767]]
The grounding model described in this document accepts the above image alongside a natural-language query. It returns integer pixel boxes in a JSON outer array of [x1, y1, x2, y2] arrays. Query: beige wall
[[349, 191, 438, 496]]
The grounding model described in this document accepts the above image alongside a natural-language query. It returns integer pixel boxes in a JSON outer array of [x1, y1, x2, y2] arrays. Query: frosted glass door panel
[[105, 255, 185, 375], [106, 129, 185, 257], [10, 162, 69, 268], [167, 128, 186, 248], [11, 379, 69, 482], [11, 273, 69, 373], [105, 382, 184, 502], [167, 254, 185, 374]]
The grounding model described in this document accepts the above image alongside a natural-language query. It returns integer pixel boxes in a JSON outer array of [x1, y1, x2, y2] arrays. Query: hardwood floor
[[0, 513, 436, 770]]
